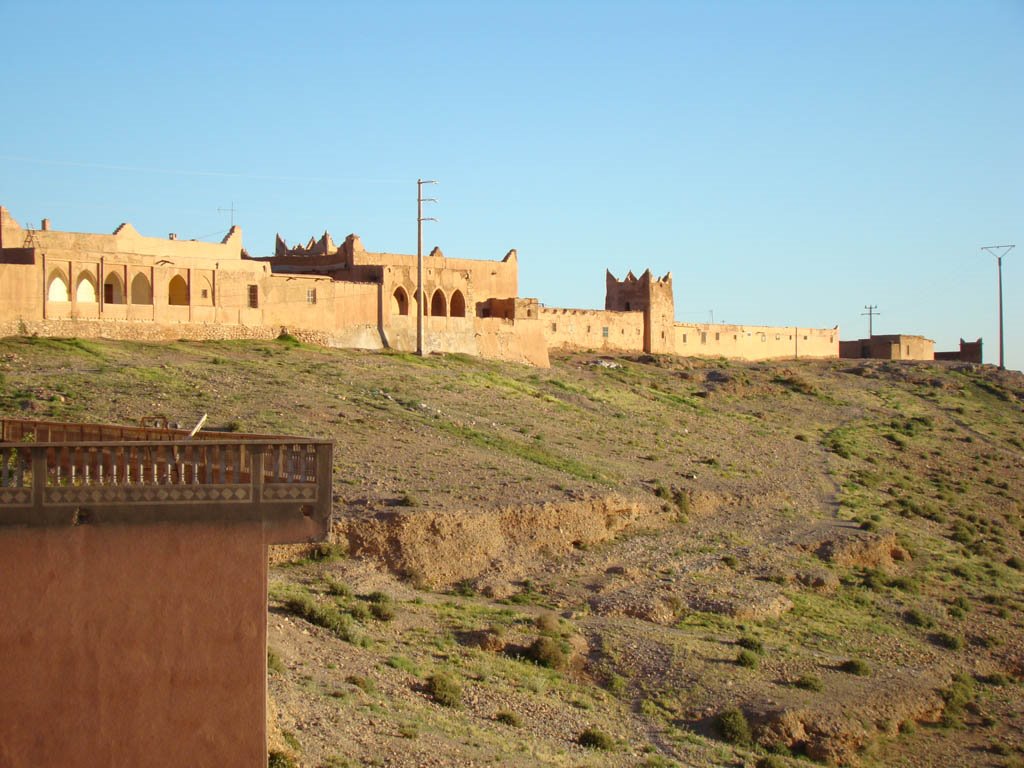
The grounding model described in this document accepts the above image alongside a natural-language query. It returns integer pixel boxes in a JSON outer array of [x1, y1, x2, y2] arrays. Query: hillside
[[1, 336, 1022, 768]]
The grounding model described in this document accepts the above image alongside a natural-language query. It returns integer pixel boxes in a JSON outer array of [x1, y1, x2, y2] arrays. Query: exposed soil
[[2, 337, 1023, 767]]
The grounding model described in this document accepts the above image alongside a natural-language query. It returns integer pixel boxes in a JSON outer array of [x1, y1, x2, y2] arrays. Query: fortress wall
[[674, 323, 838, 360], [539, 307, 645, 352], [475, 317, 551, 368], [359, 250, 518, 300], [0, 263, 42, 323]]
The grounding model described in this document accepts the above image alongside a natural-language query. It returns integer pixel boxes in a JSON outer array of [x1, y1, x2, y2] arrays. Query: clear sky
[[3, 1, 1021, 368]]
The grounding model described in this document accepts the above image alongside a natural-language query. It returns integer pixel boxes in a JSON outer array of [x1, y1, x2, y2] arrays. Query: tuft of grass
[[840, 658, 871, 676], [736, 649, 759, 668], [267, 647, 286, 675], [737, 636, 764, 653], [535, 611, 562, 635], [715, 707, 752, 746], [323, 576, 353, 598], [282, 593, 360, 643], [426, 673, 462, 708], [268, 750, 297, 768], [940, 673, 976, 728], [495, 710, 522, 727], [794, 674, 824, 691], [386, 655, 420, 676], [577, 727, 615, 750], [525, 636, 568, 670], [307, 541, 346, 563], [931, 631, 965, 651]]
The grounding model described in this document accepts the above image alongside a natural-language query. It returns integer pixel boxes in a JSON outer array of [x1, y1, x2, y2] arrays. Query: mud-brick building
[[0, 204, 840, 365], [839, 334, 936, 361], [0, 418, 332, 767]]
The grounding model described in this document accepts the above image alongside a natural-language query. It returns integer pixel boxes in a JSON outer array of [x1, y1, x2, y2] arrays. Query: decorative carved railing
[[0, 419, 333, 529]]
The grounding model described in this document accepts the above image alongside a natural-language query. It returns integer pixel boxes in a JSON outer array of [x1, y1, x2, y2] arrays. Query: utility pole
[[862, 305, 880, 337], [416, 179, 438, 356], [982, 245, 1014, 370]]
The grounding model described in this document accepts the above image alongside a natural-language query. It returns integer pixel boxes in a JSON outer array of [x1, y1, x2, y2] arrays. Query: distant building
[[935, 338, 983, 364], [839, 334, 936, 361], [0, 204, 839, 365]]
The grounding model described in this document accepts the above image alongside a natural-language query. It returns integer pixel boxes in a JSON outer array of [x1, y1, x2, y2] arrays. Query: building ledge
[[0, 419, 333, 543]]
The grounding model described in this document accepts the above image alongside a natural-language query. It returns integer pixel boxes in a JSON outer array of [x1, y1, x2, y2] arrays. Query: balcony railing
[[0, 419, 333, 531]]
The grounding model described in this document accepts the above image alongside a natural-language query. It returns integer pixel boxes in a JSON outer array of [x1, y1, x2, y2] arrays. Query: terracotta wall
[[539, 307, 646, 352], [674, 323, 838, 360], [0, 521, 268, 768]]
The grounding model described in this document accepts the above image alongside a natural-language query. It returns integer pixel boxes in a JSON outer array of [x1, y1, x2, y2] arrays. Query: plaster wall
[[674, 323, 838, 360], [839, 335, 934, 361], [539, 307, 646, 352], [0, 521, 268, 768]]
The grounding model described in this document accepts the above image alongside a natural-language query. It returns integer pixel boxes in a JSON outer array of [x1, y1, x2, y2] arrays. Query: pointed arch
[[392, 286, 409, 316], [449, 289, 466, 318], [103, 272, 125, 304], [430, 289, 447, 317], [75, 272, 97, 303], [47, 270, 70, 303], [168, 275, 189, 306], [131, 273, 153, 305]]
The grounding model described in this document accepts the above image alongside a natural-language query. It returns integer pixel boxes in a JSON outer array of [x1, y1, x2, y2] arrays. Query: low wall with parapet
[[539, 307, 645, 352], [674, 323, 838, 360]]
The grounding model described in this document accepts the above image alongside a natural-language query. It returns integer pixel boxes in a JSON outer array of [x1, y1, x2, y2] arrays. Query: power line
[[861, 304, 880, 337]]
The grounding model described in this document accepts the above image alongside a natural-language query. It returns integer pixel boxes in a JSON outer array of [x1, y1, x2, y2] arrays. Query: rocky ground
[[1, 336, 1022, 767]]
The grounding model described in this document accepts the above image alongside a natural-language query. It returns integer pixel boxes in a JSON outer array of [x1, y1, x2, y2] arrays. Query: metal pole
[[416, 179, 437, 357], [998, 253, 1004, 370], [982, 245, 1014, 370], [417, 180, 423, 356]]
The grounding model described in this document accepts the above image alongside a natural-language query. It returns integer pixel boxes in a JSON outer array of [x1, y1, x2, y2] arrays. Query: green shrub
[[716, 707, 752, 746], [525, 636, 567, 670], [840, 658, 871, 676], [283, 593, 359, 643], [757, 757, 788, 768], [940, 673, 976, 727], [904, 608, 934, 628], [577, 727, 614, 750], [737, 649, 760, 668], [535, 611, 561, 634], [267, 647, 285, 675], [1006, 555, 1023, 571], [268, 750, 297, 768], [346, 675, 377, 694], [426, 673, 461, 707], [308, 541, 346, 561], [794, 674, 824, 691], [932, 631, 964, 650], [737, 636, 764, 653], [323, 576, 352, 598], [722, 554, 739, 568], [386, 655, 419, 675], [495, 710, 522, 727], [345, 601, 372, 622], [369, 601, 395, 621]]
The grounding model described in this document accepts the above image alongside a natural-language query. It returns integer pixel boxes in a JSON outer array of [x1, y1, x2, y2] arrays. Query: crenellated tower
[[605, 269, 674, 354]]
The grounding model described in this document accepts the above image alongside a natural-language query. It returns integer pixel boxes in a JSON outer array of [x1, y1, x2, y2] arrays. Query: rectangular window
[[715, 332, 720, 341], [775, 333, 781, 341], [682, 333, 687, 343], [247, 285, 258, 309], [306, 288, 317, 305], [201, 288, 209, 299], [701, 332, 707, 344], [602, 327, 609, 338], [760, 333, 766, 342], [551, 322, 557, 332]]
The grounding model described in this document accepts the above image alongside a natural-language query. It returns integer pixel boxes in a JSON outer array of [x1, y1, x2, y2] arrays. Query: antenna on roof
[[218, 201, 238, 227]]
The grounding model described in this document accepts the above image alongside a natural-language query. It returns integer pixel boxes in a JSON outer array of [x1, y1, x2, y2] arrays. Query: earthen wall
[[539, 307, 646, 352], [674, 323, 838, 360]]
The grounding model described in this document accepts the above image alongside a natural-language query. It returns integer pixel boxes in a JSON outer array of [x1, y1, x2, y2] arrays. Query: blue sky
[[3, 1, 1021, 367]]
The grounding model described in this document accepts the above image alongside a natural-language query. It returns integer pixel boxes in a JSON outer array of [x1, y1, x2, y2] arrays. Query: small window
[[625, 301, 631, 311], [201, 288, 209, 299], [906, 345, 910, 355], [526, 309, 533, 317], [775, 333, 780, 341], [248, 285, 259, 309], [586, 325, 591, 333], [660, 331, 665, 339], [551, 322, 557, 332], [733, 334, 738, 340], [760, 333, 766, 342], [701, 332, 707, 344], [306, 288, 317, 305], [602, 327, 609, 338], [715, 332, 720, 341], [803, 335, 808, 341], [682, 333, 687, 343]]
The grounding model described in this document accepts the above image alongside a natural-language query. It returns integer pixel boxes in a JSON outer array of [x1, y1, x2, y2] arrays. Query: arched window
[[131, 273, 153, 305], [75, 272, 98, 303], [430, 289, 447, 317], [449, 290, 466, 318], [103, 272, 125, 304], [168, 275, 189, 306], [47, 271, 70, 303], [392, 287, 409, 316]]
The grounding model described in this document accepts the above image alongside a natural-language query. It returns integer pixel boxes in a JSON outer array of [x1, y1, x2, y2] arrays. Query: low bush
[[715, 707, 752, 746], [495, 710, 522, 727], [268, 750, 297, 768], [577, 727, 614, 750], [426, 673, 462, 708], [931, 632, 965, 651], [525, 636, 567, 670], [840, 658, 871, 676], [794, 674, 824, 691], [737, 649, 759, 669], [737, 636, 764, 653]]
